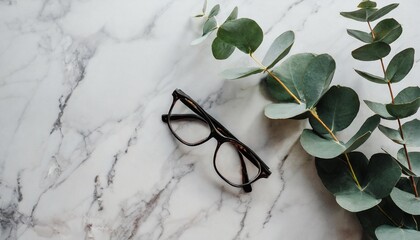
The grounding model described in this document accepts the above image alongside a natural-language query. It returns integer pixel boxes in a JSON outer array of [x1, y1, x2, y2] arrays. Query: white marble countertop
[[1, 0, 419, 239]]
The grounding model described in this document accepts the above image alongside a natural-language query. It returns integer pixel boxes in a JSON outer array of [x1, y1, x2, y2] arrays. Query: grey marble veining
[[1, 0, 419, 239]]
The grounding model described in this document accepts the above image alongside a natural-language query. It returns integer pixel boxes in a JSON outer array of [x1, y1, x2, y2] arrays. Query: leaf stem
[[249, 53, 302, 104], [344, 153, 362, 189], [309, 109, 339, 142], [368, 22, 419, 198]]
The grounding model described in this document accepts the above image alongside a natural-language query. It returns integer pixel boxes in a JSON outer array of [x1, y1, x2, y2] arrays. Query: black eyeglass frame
[[162, 89, 271, 192]]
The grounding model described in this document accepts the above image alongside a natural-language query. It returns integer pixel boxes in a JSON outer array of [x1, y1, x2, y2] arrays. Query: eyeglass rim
[[213, 140, 263, 187], [166, 92, 213, 146]]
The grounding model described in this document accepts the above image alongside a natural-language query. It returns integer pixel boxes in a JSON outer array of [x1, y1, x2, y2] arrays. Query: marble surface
[[1, 0, 420, 239]]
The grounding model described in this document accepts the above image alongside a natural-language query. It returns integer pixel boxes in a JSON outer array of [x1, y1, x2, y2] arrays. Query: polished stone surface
[[1, 0, 419, 239]]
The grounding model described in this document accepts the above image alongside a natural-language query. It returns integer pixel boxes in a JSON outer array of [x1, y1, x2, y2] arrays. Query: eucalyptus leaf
[[208, 4, 220, 18], [262, 74, 296, 103], [194, 0, 207, 17], [368, 3, 399, 22], [225, 6, 238, 22], [378, 125, 404, 144], [386, 98, 420, 119], [212, 37, 235, 60], [336, 192, 381, 212], [309, 86, 360, 135], [300, 129, 345, 159], [345, 115, 381, 151], [397, 148, 420, 176], [390, 187, 420, 215], [372, 18, 402, 44], [217, 18, 263, 54], [364, 100, 396, 120], [394, 86, 420, 104], [202, 0, 207, 14], [364, 153, 401, 199], [386, 48, 415, 83], [379, 119, 420, 146], [220, 67, 263, 80], [358, 1, 377, 9], [355, 69, 387, 84], [266, 53, 316, 102], [400, 119, 420, 146], [315, 152, 401, 212], [262, 31, 295, 69], [203, 17, 217, 36], [347, 29, 373, 43], [340, 9, 375, 22], [386, 86, 420, 118], [352, 42, 391, 61], [302, 54, 336, 108], [387, 148, 417, 177], [376, 225, 420, 240], [264, 103, 307, 119]]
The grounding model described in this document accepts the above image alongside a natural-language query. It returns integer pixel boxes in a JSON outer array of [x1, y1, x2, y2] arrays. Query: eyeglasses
[[162, 89, 271, 192]]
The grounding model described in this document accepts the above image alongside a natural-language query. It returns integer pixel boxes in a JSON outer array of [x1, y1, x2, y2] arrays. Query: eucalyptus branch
[[251, 51, 362, 188], [367, 21, 419, 198]]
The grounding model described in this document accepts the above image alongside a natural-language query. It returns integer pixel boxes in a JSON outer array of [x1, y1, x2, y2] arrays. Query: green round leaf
[[347, 29, 373, 43], [224, 6, 238, 22], [262, 31, 295, 69], [390, 187, 420, 215], [302, 54, 336, 107], [380, 119, 420, 146], [208, 4, 220, 18], [316, 152, 384, 212], [394, 87, 420, 104], [217, 18, 263, 54], [264, 53, 315, 102], [300, 129, 345, 159], [368, 3, 399, 22], [203, 17, 217, 36], [364, 100, 396, 120], [220, 67, 264, 80], [386, 86, 420, 118], [378, 125, 404, 144], [397, 148, 420, 176], [358, 1, 377, 9], [310, 86, 360, 135], [352, 42, 391, 61], [386, 48, 415, 83], [316, 152, 400, 212], [364, 153, 401, 199], [340, 9, 374, 22], [264, 103, 307, 119], [355, 69, 387, 84], [315, 153, 366, 196], [373, 18, 402, 44], [212, 37, 235, 60], [345, 115, 381, 152], [401, 119, 420, 146], [376, 225, 420, 240], [336, 192, 380, 212]]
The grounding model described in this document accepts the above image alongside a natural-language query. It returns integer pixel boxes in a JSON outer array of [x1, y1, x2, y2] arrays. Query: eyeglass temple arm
[[162, 113, 253, 192]]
